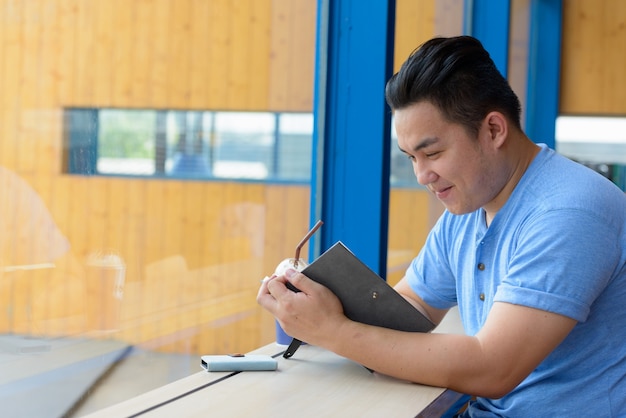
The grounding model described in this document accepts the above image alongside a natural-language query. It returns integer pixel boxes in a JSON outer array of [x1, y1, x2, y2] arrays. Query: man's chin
[[442, 204, 475, 216]]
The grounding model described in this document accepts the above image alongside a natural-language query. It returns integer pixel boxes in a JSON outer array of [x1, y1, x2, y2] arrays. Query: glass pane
[[1, 1, 317, 415], [213, 112, 275, 179], [98, 109, 157, 175], [276, 113, 314, 181], [64, 109, 314, 183], [556, 116, 626, 190], [387, 0, 458, 286]]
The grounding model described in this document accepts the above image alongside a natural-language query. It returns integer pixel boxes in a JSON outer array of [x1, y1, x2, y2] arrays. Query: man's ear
[[484, 111, 508, 148]]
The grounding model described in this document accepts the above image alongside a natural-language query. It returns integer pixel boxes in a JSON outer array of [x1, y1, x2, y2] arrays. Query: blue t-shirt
[[406, 145, 626, 417]]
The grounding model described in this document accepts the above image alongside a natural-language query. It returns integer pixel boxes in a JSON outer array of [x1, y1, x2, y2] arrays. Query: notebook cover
[[300, 242, 434, 333]]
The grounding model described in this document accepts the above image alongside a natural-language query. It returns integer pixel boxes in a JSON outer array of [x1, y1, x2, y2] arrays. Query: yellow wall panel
[[56, 0, 78, 105], [105, 178, 131, 259], [92, 1, 115, 105], [560, 0, 626, 115], [167, 0, 193, 109], [285, 0, 317, 111], [19, 0, 41, 110], [248, 1, 272, 109], [387, 189, 431, 285], [161, 180, 185, 263], [142, 181, 167, 264], [130, 0, 155, 105], [73, 0, 97, 105], [1, 0, 23, 171], [150, 0, 172, 107], [267, 0, 291, 110], [207, 0, 233, 109], [227, 0, 254, 109], [268, 0, 316, 111], [0, 3, 4, 168], [180, 181, 207, 269], [394, 0, 436, 72], [188, 0, 212, 109], [37, 2, 63, 174]]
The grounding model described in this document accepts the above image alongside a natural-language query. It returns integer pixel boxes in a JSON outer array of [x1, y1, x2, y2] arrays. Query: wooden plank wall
[[5, 0, 621, 356], [393, 0, 436, 71], [560, 0, 626, 115]]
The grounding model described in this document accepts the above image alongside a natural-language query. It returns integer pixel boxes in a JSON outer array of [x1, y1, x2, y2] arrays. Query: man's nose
[[413, 161, 437, 185]]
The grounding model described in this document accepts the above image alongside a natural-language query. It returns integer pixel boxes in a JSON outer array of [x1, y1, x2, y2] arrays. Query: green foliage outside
[[98, 110, 156, 158]]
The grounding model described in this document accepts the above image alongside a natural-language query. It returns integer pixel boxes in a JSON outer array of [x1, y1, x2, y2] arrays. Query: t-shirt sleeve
[[405, 215, 459, 310], [494, 208, 620, 322]]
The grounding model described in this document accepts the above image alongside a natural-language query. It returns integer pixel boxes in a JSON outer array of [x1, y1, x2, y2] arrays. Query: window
[[389, 117, 424, 188], [556, 116, 626, 190], [64, 109, 314, 183]]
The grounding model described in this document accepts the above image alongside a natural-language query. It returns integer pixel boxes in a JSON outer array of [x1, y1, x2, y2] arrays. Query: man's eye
[[425, 151, 441, 158]]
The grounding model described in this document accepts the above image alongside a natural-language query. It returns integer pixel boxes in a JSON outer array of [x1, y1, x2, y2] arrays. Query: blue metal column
[[525, 0, 562, 148], [466, 0, 562, 149], [464, 0, 511, 76], [309, 0, 396, 276]]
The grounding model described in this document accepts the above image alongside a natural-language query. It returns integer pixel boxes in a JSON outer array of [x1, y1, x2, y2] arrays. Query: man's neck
[[484, 136, 540, 226]]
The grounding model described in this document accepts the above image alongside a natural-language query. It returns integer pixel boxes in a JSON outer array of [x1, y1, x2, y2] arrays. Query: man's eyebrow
[[411, 137, 439, 152]]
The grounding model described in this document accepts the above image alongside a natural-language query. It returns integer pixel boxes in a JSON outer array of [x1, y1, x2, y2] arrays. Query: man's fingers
[[257, 269, 326, 317], [256, 275, 281, 312], [284, 268, 322, 294]]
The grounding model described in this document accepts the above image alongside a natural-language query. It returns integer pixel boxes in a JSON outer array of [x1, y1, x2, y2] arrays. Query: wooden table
[[84, 343, 465, 418]]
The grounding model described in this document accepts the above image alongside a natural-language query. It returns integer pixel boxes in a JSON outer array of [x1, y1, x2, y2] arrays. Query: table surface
[[84, 342, 462, 418]]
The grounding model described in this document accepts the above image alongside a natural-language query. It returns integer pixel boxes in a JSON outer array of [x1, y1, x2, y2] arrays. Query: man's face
[[394, 101, 503, 215]]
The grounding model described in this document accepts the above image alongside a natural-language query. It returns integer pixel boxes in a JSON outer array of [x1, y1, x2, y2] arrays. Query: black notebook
[[283, 241, 435, 358]]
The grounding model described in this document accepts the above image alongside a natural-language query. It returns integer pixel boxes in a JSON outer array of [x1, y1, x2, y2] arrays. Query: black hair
[[385, 36, 522, 136]]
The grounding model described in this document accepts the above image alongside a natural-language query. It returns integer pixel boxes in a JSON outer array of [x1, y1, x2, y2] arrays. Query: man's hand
[[257, 268, 346, 347]]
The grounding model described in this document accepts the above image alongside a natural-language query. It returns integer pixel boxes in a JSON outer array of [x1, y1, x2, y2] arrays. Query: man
[[257, 36, 626, 416]]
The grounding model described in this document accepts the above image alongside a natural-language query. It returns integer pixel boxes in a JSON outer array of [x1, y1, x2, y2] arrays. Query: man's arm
[[259, 270, 576, 398], [329, 300, 575, 397], [394, 277, 449, 325]]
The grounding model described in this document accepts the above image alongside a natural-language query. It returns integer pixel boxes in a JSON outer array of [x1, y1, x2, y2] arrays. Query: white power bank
[[201, 354, 278, 372]]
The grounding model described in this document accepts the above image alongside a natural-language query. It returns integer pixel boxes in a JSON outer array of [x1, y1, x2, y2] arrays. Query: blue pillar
[[464, 0, 511, 76], [525, 0, 562, 148], [309, 0, 396, 276], [465, 0, 562, 148]]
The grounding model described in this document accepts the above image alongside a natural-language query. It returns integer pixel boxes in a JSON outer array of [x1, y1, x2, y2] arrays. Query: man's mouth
[[433, 185, 453, 199]]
